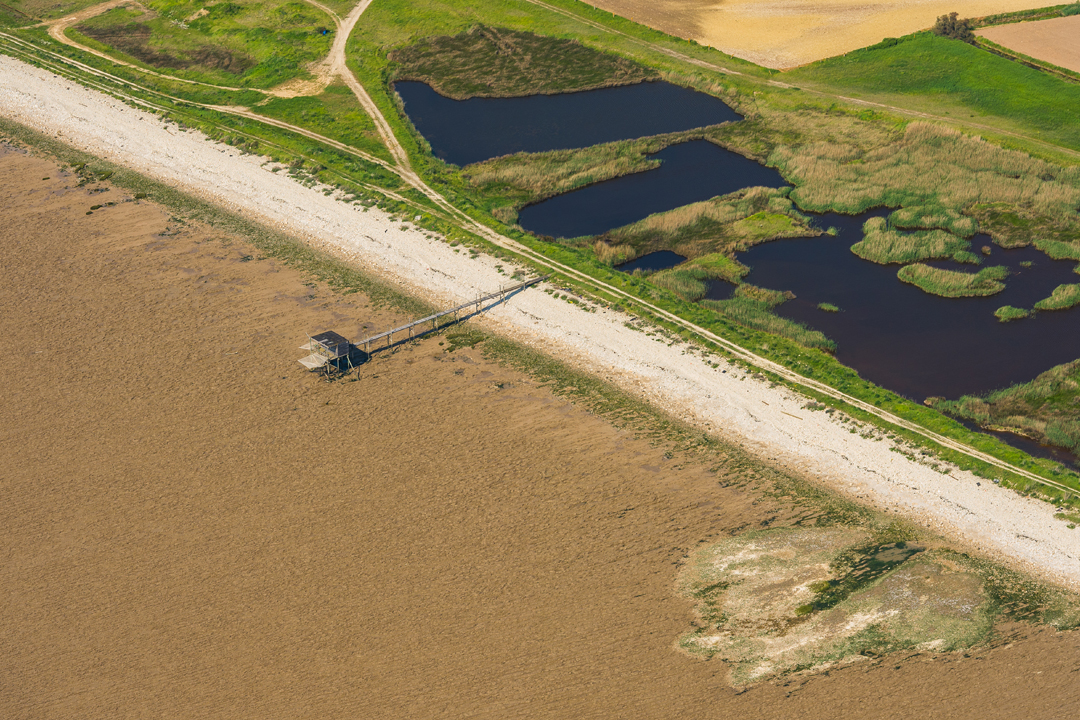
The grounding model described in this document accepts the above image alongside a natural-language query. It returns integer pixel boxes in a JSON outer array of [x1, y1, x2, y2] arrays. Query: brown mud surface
[[3, 145, 1080, 718]]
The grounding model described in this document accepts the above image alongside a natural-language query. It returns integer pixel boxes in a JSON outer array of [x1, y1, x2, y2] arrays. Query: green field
[[786, 33, 1080, 154]]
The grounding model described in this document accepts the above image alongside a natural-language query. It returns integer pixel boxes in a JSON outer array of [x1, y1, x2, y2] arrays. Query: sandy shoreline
[[2, 55, 1078, 588]]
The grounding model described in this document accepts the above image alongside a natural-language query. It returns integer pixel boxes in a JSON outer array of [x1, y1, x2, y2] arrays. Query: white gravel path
[[2, 55, 1078, 589]]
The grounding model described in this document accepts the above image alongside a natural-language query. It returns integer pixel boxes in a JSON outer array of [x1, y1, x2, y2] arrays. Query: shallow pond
[[518, 140, 787, 238], [730, 211, 1080, 402], [394, 80, 741, 166], [616, 250, 687, 274]]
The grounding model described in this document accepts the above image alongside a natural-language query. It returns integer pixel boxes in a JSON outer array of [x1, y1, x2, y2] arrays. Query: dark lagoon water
[[617, 250, 687, 274], [731, 211, 1080, 402], [394, 80, 742, 166], [517, 140, 787, 238]]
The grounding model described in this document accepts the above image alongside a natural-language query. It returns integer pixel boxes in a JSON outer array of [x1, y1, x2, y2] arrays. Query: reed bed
[[703, 295, 834, 350], [598, 187, 818, 259], [1034, 239, 1080, 261], [851, 217, 969, 264], [931, 359, 1080, 454], [1034, 283, 1080, 311], [897, 263, 1009, 298], [465, 144, 659, 205], [649, 253, 747, 301], [389, 25, 656, 100], [769, 123, 1080, 247], [889, 205, 977, 237], [592, 241, 636, 266], [994, 305, 1030, 322]]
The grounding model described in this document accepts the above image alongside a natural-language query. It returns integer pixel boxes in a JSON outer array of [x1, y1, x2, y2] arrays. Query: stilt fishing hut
[[298, 330, 353, 374]]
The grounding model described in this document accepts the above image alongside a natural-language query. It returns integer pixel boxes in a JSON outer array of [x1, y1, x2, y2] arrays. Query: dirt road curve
[[2, 55, 1078, 590]]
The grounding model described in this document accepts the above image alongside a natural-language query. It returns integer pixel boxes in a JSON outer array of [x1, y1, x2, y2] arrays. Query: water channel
[[517, 140, 787, 238], [394, 80, 741, 166]]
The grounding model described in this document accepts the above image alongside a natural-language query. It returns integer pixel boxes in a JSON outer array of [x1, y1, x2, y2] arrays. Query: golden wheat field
[[978, 15, 1080, 73], [583, 0, 1055, 68]]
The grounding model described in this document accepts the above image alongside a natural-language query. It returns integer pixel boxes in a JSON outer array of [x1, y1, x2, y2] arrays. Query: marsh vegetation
[[387, 25, 656, 99], [930, 360, 1080, 456], [851, 217, 971, 265], [897, 263, 1009, 298]]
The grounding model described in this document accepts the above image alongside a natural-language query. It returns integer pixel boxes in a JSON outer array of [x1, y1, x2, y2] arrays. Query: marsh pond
[[394, 80, 741, 166], [396, 80, 1080, 465]]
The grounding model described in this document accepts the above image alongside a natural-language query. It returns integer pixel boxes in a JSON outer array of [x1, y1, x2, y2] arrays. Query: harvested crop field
[[5, 144, 1080, 718], [581, 0, 1054, 68], [978, 15, 1080, 73]]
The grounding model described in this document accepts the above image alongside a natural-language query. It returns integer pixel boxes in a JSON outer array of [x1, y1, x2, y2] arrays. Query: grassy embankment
[[972, 2, 1080, 28], [897, 264, 1008, 297], [69, 1, 332, 89], [7, 0, 1080, 503], [972, 0, 1080, 83], [253, 82, 392, 162], [784, 31, 1080, 162]]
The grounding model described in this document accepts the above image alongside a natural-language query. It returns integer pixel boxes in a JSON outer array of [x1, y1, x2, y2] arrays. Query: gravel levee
[[2, 55, 1078, 588]]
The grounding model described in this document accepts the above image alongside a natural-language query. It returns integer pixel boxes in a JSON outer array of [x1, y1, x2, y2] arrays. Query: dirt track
[[4, 142, 1080, 720]]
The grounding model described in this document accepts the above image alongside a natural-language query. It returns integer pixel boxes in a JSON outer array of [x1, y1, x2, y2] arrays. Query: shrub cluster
[[933, 12, 975, 42]]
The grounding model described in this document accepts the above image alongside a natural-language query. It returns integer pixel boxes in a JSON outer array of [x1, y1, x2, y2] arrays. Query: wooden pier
[[356, 274, 550, 354]]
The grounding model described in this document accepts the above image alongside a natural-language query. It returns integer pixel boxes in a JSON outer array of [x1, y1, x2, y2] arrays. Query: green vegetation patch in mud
[[852, 217, 970, 265], [897, 263, 1008, 298], [73, 0, 333, 88], [930, 359, 1080, 455], [1034, 283, 1080, 312], [388, 24, 656, 99], [679, 527, 993, 685]]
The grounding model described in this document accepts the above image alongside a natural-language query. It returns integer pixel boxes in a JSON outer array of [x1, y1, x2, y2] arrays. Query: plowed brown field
[[978, 15, 1080, 73], [3, 143, 1080, 719], [582, 0, 1055, 68]]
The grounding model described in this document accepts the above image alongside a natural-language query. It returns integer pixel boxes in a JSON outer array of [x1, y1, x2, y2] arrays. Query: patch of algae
[[677, 527, 993, 685]]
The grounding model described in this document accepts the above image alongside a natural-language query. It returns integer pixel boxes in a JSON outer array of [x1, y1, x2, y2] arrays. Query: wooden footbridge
[[357, 274, 551, 353], [299, 274, 550, 372]]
